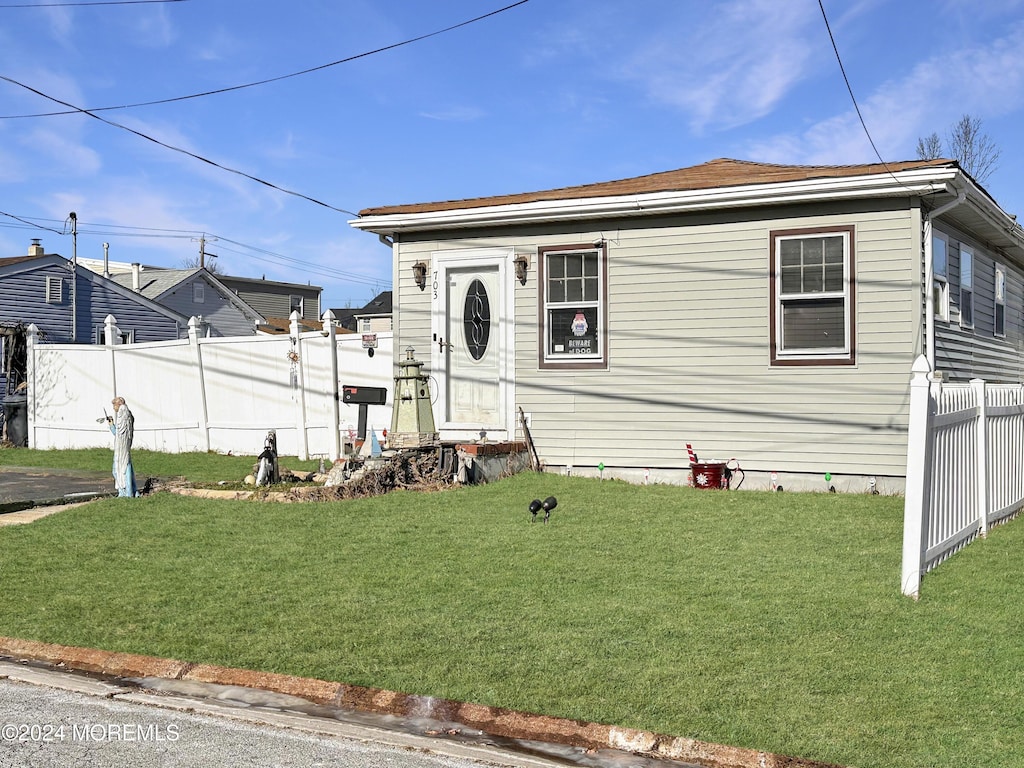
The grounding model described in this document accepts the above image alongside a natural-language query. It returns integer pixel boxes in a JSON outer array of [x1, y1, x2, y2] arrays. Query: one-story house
[[350, 158, 1024, 491]]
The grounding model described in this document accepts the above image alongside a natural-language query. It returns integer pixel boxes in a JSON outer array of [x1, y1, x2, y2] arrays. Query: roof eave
[[350, 167, 961, 234]]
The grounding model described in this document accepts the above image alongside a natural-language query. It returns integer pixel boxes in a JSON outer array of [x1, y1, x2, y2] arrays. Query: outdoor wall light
[[513, 254, 530, 285], [412, 261, 428, 291]]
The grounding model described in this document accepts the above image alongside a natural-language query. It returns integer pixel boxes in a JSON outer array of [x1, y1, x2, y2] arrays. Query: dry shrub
[[293, 450, 453, 501]]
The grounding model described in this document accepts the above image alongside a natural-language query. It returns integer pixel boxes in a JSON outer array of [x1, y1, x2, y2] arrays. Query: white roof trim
[[351, 167, 960, 233]]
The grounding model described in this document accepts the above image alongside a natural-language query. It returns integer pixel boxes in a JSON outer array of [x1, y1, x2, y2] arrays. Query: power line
[[0, 213, 386, 286], [0, 210, 64, 235], [817, 0, 916, 191], [0, 0, 186, 6], [0, 1, 530, 119], [0, 73, 363, 217]]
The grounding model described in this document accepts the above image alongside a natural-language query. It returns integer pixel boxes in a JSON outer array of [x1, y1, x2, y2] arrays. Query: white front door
[[431, 250, 514, 441]]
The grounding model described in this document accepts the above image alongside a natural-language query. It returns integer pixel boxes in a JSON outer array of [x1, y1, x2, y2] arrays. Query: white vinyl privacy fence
[[24, 313, 394, 460], [902, 355, 1024, 598]]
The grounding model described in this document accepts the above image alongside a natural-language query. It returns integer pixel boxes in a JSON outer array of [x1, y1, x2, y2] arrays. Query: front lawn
[[0, 446, 320, 484], [0, 460, 1020, 768]]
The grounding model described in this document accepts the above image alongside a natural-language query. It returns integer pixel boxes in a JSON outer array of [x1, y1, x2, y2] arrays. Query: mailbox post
[[342, 385, 387, 441]]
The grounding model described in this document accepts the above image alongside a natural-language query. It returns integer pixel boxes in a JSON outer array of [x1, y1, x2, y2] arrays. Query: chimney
[[28, 239, 44, 257], [131, 262, 141, 292]]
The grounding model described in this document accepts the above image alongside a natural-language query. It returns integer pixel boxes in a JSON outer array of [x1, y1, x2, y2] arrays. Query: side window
[[93, 326, 134, 344], [289, 295, 304, 316], [770, 226, 856, 366], [960, 246, 974, 329], [995, 264, 1006, 337], [193, 282, 205, 303], [539, 244, 608, 370], [933, 232, 949, 321]]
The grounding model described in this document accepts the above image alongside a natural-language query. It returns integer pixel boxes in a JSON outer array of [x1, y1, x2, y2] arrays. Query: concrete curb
[[0, 636, 845, 768]]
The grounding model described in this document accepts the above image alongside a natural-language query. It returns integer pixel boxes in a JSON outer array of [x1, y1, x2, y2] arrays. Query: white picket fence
[[24, 313, 394, 460], [901, 355, 1024, 597]]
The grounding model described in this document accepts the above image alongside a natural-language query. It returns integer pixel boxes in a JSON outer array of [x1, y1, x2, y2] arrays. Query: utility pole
[[194, 235, 217, 271], [70, 212, 77, 342]]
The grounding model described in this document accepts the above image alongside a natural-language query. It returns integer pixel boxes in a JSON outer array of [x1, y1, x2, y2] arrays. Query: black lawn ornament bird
[[529, 499, 542, 522]]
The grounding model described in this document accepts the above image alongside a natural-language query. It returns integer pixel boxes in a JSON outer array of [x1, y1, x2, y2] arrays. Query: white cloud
[[746, 20, 1024, 165], [18, 126, 102, 177], [42, 7, 73, 44], [618, 0, 819, 132], [113, 114, 280, 210], [128, 6, 176, 49], [192, 27, 242, 62], [418, 106, 485, 122]]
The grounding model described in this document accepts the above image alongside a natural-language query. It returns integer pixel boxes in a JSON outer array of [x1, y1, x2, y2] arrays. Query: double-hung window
[[539, 244, 608, 370], [770, 226, 855, 366], [959, 246, 974, 329], [933, 232, 949, 321]]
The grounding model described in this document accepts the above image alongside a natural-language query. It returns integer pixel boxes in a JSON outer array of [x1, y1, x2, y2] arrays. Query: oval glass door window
[[463, 279, 491, 361]]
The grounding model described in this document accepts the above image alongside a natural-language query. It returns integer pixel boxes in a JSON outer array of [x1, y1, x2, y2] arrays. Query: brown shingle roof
[[358, 157, 957, 217]]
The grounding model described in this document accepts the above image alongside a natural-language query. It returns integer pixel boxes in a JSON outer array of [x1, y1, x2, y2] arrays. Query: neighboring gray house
[[218, 274, 322, 323], [0, 241, 189, 398], [329, 291, 393, 333], [351, 158, 1024, 490], [0, 242, 189, 346], [110, 266, 264, 337]]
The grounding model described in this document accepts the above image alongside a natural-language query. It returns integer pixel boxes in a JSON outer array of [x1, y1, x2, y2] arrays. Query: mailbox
[[342, 385, 387, 405]]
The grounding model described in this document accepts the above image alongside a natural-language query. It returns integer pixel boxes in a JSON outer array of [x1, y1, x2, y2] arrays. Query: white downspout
[[924, 189, 967, 368]]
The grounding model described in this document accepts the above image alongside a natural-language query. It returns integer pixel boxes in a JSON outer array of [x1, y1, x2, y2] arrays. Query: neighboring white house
[[351, 158, 1024, 491]]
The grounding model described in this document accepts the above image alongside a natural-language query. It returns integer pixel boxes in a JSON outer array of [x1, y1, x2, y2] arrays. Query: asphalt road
[[0, 466, 115, 513], [0, 662, 570, 768]]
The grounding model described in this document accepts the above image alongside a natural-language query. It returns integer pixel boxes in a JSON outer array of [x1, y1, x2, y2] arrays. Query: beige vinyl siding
[[391, 238, 435, 361], [394, 201, 921, 478]]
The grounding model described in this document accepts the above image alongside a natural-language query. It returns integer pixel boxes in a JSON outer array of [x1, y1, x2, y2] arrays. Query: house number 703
[[432, 271, 439, 300]]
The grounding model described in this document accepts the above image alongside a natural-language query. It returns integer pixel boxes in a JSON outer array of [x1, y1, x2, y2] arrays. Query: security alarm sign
[[362, 334, 377, 349]]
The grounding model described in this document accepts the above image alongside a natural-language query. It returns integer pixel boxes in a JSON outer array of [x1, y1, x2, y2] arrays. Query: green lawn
[[1, 451, 1021, 768], [0, 446, 321, 484]]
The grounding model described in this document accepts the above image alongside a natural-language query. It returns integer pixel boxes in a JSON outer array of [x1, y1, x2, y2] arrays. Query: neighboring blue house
[[0, 241, 189, 353], [108, 265, 264, 337]]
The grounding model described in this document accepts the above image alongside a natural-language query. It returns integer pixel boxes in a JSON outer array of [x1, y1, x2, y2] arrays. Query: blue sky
[[2, 0, 1023, 311]]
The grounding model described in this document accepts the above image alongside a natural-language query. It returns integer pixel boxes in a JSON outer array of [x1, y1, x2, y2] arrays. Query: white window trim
[[289, 295, 304, 316], [995, 263, 1006, 338], [933, 231, 949, 322], [93, 326, 134, 345], [771, 227, 855, 366], [539, 244, 608, 370], [959, 245, 974, 330]]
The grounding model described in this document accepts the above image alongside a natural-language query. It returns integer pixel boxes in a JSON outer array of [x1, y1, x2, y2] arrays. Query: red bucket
[[690, 461, 728, 490]]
